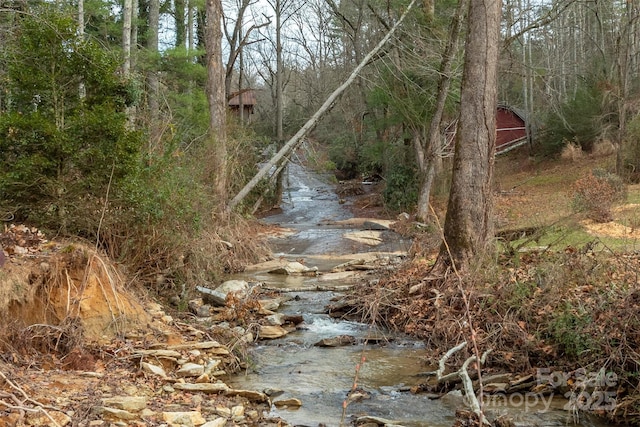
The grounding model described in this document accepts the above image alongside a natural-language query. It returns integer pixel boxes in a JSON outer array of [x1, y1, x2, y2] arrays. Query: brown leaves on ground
[[344, 246, 640, 406]]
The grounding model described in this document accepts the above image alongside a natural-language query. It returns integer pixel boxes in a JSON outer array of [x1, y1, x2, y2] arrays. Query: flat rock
[[173, 382, 230, 393], [196, 286, 228, 306], [176, 362, 205, 377], [319, 271, 357, 281], [101, 396, 148, 412], [201, 419, 227, 427], [258, 299, 280, 311], [314, 335, 356, 347], [134, 349, 181, 358], [95, 406, 138, 421], [141, 362, 169, 379], [264, 313, 286, 326], [162, 411, 206, 426], [343, 231, 383, 246], [226, 389, 269, 402], [356, 415, 404, 426], [258, 325, 288, 339], [216, 279, 249, 295], [268, 261, 318, 275], [167, 341, 227, 351], [273, 398, 302, 408]]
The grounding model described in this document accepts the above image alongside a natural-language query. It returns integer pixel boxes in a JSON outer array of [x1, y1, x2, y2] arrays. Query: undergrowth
[[346, 243, 640, 422]]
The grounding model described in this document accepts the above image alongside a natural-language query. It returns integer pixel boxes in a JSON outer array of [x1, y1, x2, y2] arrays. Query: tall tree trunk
[[197, 7, 206, 65], [78, 0, 86, 99], [122, 0, 134, 124], [415, 0, 468, 221], [437, 0, 501, 272], [205, 0, 228, 201], [148, 0, 160, 149], [132, 0, 139, 69], [614, 0, 634, 175], [122, 0, 133, 76], [239, 26, 245, 124], [276, 0, 284, 143], [175, 0, 186, 48]]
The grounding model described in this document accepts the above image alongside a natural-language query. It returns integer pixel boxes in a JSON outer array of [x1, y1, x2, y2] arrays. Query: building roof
[[228, 89, 257, 107]]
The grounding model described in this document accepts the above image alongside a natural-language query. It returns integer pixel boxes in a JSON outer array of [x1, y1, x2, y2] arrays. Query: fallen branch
[[227, 0, 419, 211], [261, 284, 355, 292], [429, 341, 492, 425], [0, 370, 63, 427]]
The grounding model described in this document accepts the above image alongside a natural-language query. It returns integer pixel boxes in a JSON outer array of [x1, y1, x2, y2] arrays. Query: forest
[[1, 0, 639, 277], [2, 0, 640, 425]]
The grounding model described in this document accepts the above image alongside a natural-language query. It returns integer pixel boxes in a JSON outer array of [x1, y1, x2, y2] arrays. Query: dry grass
[[346, 249, 640, 402]]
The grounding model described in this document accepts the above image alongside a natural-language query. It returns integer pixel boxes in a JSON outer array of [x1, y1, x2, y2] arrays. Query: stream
[[227, 161, 612, 427]]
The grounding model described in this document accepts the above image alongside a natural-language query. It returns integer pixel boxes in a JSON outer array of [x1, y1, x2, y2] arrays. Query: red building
[[495, 105, 528, 154], [444, 105, 529, 155], [228, 89, 257, 123]]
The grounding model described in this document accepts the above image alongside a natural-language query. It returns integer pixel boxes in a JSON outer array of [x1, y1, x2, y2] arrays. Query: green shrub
[[383, 164, 419, 212], [549, 304, 595, 359], [539, 82, 603, 156], [0, 6, 141, 234]]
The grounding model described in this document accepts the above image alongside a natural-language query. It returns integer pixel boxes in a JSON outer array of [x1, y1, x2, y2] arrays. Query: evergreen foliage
[[539, 79, 604, 155], [0, 6, 142, 234]]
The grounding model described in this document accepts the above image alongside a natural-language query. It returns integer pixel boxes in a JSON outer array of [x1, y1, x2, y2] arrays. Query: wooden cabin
[[495, 105, 528, 154], [228, 89, 257, 123], [444, 104, 529, 155]]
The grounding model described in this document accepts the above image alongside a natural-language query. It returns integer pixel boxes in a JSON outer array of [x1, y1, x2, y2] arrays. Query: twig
[[436, 341, 468, 382], [429, 342, 491, 425], [429, 203, 489, 424], [0, 370, 63, 426], [95, 161, 115, 252]]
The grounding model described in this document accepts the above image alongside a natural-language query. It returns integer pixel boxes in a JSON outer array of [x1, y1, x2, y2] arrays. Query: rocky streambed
[[202, 161, 612, 427], [0, 159, 617, 427]]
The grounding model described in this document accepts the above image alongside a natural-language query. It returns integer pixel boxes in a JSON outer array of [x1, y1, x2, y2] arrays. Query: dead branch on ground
[[429, 341, 491, 425], [0, 369, 63, 426]]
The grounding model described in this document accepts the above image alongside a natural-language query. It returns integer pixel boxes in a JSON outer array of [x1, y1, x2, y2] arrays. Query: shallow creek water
[[227, 162, 611, 427]]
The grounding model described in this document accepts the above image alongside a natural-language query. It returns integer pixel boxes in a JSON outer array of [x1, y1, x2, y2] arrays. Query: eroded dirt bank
[[0, 225, 295, 427]]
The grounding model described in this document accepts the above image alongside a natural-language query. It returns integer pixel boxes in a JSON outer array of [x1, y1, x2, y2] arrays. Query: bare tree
[[147, 0, 160, 147], [415, 0, 468, 221], [205, 0, 228, 201], [223, 0, 270, 100]]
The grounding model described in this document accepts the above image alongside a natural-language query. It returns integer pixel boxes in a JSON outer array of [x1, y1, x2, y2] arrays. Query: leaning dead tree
[[227, 0, 418, 211]]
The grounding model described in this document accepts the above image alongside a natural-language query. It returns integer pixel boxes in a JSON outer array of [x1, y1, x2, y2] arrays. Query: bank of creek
[[0, 160, 620, 427], [225, 162, 610, 427]]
